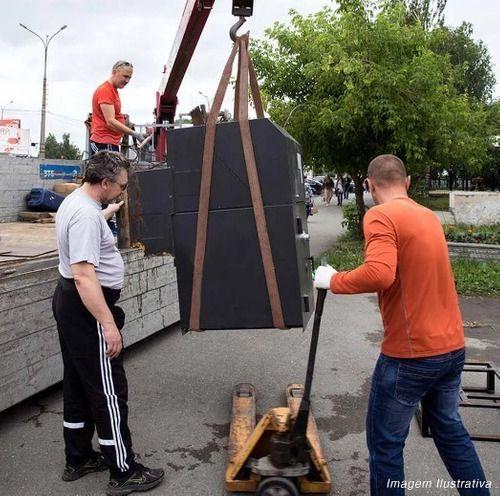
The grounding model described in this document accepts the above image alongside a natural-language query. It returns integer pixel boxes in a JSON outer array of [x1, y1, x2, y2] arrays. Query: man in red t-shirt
[[90, 60, 147, 155], [314, 155, 489, 495]]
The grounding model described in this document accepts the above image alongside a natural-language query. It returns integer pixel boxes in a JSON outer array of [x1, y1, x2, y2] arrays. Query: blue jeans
[[367, 349, 489, 495]]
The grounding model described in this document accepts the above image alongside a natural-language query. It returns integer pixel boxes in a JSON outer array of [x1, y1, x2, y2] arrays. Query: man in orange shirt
[[314, 155, 489, 495], [90, 60, 147, 155]]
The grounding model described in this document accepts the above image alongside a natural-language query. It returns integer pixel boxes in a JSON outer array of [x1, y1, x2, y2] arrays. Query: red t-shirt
[[331, 198, 465, 358], [90, 81, 125, 145]]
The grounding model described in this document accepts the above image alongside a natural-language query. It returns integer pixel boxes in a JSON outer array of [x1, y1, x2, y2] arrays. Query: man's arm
[[102, 200, 124, 221], [331, 209, 398, 294], [100, 104, 136, 136], [71, 262, 122, 358]]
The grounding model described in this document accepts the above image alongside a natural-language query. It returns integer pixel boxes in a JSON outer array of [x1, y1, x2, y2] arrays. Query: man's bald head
[[367, 154, 407, 187]]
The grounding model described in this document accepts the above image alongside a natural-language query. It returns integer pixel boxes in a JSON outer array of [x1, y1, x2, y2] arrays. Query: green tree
[[44, 133, 61, 159], [400, 0, 447, 30], [430, 23, 496, 103], [480, 101, 500, 190], [44, 132, 82, 160], [251, 0, 492, 229]]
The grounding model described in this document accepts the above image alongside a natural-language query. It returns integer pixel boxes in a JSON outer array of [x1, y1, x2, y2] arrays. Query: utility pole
[[0, 100, 14, 120], [19, 23, 67, 158]]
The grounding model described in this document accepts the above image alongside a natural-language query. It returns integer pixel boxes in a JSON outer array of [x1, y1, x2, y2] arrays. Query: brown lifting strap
[[189, 34, 285, 331]]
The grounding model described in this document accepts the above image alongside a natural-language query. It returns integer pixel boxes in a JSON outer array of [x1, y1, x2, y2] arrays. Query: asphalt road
[[0, 194, 498, 496]]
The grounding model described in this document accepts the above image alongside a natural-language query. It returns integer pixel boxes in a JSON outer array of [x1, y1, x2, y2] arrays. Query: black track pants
[[89, 141, 120, 156], [52, 277, 135, 478]]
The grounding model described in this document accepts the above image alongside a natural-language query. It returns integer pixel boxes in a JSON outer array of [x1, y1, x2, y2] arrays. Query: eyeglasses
[[113, 61, 133, 71], [114, 181, 128, 191]]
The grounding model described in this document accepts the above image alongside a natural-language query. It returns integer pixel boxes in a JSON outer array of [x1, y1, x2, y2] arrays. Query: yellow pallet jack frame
[[225, 289, 332, 495], [225, 383, 332, 494]]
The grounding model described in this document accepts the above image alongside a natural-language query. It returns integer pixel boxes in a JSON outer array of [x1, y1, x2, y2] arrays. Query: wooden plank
[[18, 211, 51, 221], [0, 246, 57, 257], [0, 256, 26, 265]]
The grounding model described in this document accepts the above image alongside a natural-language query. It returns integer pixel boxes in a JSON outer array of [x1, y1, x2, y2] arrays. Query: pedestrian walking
[[335, 176, 344, 206], [323, 174, 334, 205], [344, 176, 352, 199]]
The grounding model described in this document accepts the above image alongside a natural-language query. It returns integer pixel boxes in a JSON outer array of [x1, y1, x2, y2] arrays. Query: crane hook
[[230, 16, 246, 41]]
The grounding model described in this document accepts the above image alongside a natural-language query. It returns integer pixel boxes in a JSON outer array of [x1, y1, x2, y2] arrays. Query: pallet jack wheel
[[256, 477, 300, 496]]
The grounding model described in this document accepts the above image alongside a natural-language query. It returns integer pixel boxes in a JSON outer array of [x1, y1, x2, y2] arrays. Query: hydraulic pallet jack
[[225, 289, 332, 495]]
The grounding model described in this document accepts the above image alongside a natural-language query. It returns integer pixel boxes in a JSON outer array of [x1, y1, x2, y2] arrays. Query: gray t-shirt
[[56, 188, 124, 289]]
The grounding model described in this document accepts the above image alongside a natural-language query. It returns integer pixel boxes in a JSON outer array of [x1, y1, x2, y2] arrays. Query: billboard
[[0, 119, 21, 128], [0, 126, 30, 155]]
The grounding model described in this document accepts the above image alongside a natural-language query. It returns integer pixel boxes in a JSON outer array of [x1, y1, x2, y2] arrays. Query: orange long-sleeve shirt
[[331, 197, 464, 358]]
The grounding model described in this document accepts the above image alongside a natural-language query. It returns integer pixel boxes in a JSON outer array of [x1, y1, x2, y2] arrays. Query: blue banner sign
[[40, 164, 81, 180]]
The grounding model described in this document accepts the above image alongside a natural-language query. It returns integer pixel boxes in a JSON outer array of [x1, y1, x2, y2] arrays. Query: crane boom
[[156, 0, 215, 127], [153, 1, 253, 161]]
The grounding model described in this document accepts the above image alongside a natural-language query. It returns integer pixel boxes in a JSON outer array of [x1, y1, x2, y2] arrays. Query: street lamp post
[[19, 23, 67, 159], [1, 100, 14, 120], [283, 103, 308, 128], [198, 91, 211, 112]]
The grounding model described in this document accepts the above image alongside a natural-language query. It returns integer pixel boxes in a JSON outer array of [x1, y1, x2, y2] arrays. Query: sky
[[0, 0, 498, 155]]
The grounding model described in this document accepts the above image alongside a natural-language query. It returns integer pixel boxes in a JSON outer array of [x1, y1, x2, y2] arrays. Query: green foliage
[[251, 0, 496, 217], [430, 23, 496, 103], [444, 224, 500, 245], [394, 0, 447, 31], [452, 260, 500, 296], [411, 193, 449, 210], [44, 133, 60, 159], [480, 101, 500, 190], [341, 202, 365, 235], [45, 133, 82, 160], [319, 233, 365, 271]]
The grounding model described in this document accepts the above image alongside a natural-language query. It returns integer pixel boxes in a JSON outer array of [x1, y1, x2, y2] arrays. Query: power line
[[4, 108, 83, 123], [47, 111, 83, 123]]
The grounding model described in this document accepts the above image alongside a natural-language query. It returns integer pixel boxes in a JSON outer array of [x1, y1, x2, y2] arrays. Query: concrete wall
[[0, 249, 179, 412], [0, 156, 83, 223], [448, 242, 500, 262], [450, 191, 500, 226]]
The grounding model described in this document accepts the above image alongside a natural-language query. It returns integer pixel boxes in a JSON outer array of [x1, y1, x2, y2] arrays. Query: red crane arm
[[156, 0, 215, 126]]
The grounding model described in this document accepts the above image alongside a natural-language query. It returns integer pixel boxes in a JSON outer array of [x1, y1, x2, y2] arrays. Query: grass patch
[[318, 232, 364, 270], [451, 259, 500, 296], [411, 194, 449, 211], [320, 233, 500, 296]]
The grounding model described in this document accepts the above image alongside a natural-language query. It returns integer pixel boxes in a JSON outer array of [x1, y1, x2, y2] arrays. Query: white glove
[[314, 265, 337, 289]]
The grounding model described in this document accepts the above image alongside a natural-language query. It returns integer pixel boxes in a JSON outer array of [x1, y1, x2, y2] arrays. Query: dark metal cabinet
[[129, 118, 314, 331], [128, 166, 173, 254]]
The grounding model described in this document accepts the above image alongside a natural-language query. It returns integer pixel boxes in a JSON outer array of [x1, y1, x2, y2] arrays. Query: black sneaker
[[106, 464, 165, 495], [62, 451, 107, 481]]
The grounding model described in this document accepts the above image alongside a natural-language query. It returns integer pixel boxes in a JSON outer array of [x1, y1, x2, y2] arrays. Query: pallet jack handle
[[292, 288, 327, 440]]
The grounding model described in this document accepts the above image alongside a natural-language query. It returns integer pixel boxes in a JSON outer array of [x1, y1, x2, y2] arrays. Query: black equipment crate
[[129, 119, 314, 331], [169, 118, 314, 331]]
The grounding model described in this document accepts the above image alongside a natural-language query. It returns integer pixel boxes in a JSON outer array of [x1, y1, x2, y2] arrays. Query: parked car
[[305, 178, 323, 195]]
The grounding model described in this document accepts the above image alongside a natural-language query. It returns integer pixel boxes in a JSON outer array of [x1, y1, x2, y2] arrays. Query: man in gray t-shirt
[[56, 187, 124, 290], [52, 151, 164, 495]]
